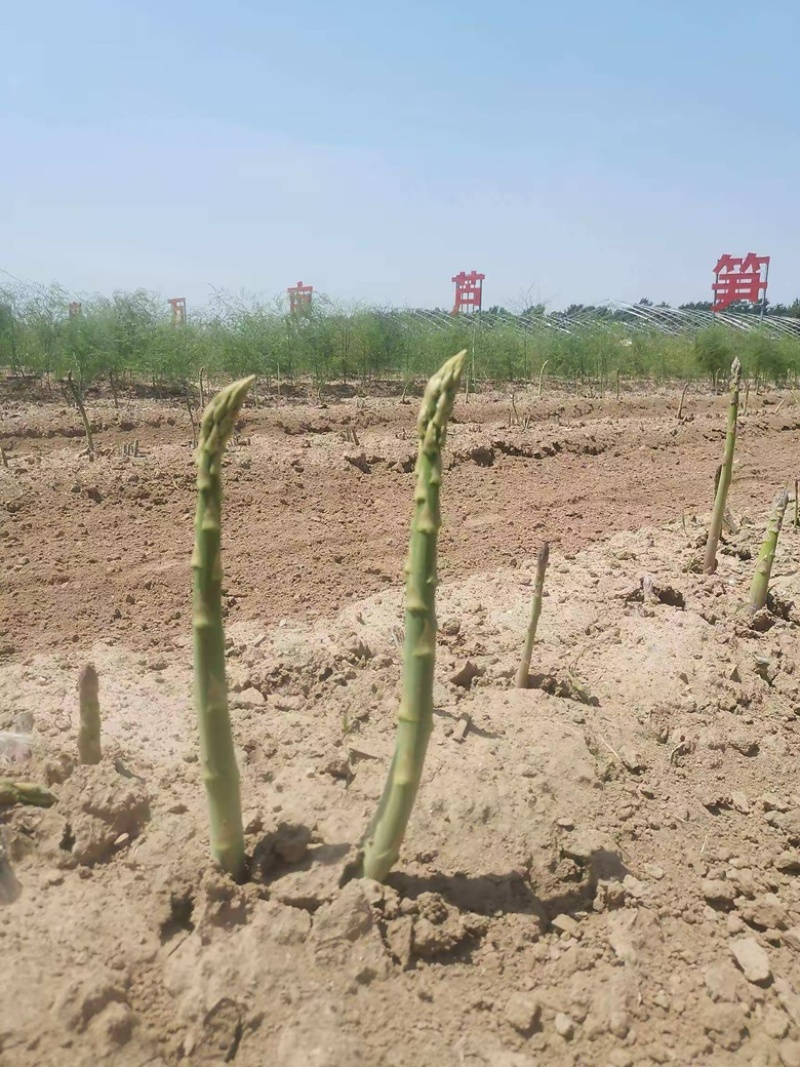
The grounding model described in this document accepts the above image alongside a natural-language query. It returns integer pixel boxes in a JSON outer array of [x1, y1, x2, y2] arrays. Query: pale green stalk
[[748, 488, 789, 613], [193, 375, 254, 881], [516, 542, 550, 689], [357, 350, 466, 883], [77, 663, 101, 765], [703, 357, 741, 575], [66, 371, 94, 454], [0, 780, 56, 807]]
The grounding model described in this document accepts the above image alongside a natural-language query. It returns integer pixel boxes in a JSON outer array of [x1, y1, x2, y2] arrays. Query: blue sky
[[2, 0, 798, 310]]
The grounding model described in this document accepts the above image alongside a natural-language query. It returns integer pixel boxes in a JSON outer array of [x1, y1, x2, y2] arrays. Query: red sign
[[288, 281, 313, 314], [168, 297, 187, 326], [451, 270, 485, 315], [712, 253, 769, 312]]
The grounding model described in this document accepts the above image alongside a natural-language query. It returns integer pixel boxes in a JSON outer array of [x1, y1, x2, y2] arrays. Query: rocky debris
[[764, 1008, 790, 1040], [553, 1012, 575, 1040], [703, 1001, 749, 1051], [232, 686, 266, 708], [738, 893, 788, 932], [253, 822, 312, 878], [703, 961, 748, 1003], [450, 661, 482, 690], [730, 937, 772, 985], [729, 733, 759, 757], [529, 671, 599, 706], [309, 882, 389, 983], [343, 451, 372, 474], [617, 744, 646, 774], [702, 878, 738, 910], [51, 764, 149, 865], [399, 892, 490, 961], [504, 992, 541, 1036], [551, 913, 581, 939]]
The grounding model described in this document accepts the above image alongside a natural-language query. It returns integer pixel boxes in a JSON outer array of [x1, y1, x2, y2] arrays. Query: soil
[[3, 377, 800, 1066]]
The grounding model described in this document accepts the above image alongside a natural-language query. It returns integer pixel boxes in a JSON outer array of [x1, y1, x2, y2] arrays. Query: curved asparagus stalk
[[66, 371, 94, 454], [357, 350, 466, 883], [516, 542, 550, 689], [748, 488, 789, 614], [0, 780, 57, 807], [77, 663, 102, 765], [193, 375, 254, 881], [703, 357, 741, 575]]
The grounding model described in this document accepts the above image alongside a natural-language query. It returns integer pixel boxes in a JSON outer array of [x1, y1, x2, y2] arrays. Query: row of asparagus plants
[[3, 282, 800, 390], [192, 352, 792, 883], [1, 354, 793, 883]]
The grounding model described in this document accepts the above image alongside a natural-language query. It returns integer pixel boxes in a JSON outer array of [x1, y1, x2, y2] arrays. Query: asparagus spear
[[193, 375, 253, 881], [0, 780, 57, 807], [516, 542, 550, 689], [748, 488, 789, 614], [703, 357, 741, 575], [77, 664, 102, 765], [357, 350, 466, 883]]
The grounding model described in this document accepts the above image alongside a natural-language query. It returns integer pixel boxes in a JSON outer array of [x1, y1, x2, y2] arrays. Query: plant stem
[[0, 780, 57, 807], [748, 488, 789, 613], [703, 358, 741, 575], [66, 371, 94, 454], [193, 375, 254, 881], [77, 664, 102, 765], [538, 359, 550, 398], [677, 381, 689, 420], [356, 350, 466, 883], [516, 543, 550, 689], [186, 396, 198, 449]]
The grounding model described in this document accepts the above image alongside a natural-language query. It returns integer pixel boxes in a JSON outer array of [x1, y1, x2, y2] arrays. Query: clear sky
[[2, 0, 798, 311]]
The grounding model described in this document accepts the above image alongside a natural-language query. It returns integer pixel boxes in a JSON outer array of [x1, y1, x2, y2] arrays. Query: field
[[3, 364, 800, 1067]]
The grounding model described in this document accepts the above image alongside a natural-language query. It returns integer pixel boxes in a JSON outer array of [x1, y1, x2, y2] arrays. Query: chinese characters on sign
[[288, 281, 313, 314], [451, 271, 485, 315], [168, 297, 187, 326], [712, 253, 770, 313]]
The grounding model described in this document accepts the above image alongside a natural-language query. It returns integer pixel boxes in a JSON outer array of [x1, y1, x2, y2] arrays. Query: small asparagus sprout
[[703, 357, 742, 575], [66, 371, 94, 454], [516, 542, 550, 689], [193, 375, 254, 881], [677, 381, 689, 420], [187, 396, 198, 449], [537, 359, 550, 398], [0, 780, 57, 808], [794, 479, 799, 529], [356, 350, 466, 884], [748, 488, 790, 614], [77, 664, 102, 765]]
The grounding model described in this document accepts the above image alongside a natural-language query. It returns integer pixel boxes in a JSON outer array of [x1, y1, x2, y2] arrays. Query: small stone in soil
[[730, 937, 772, 985], [504, 992, 541, 1036], [554, 1013, 575, 1040]]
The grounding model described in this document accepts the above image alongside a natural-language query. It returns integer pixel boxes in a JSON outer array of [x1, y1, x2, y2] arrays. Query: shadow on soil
[[388, 848, 629, 923]]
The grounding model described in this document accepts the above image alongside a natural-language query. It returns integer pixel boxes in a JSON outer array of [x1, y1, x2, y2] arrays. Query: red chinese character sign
[[168, 297, 187, 326], [451, 271, 485, 316], [712, 253, 770, 313], [288, 281, 313, 314]]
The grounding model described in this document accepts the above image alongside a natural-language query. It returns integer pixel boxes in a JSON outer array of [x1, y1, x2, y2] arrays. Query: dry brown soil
[[3, 378, 800, 1066]]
